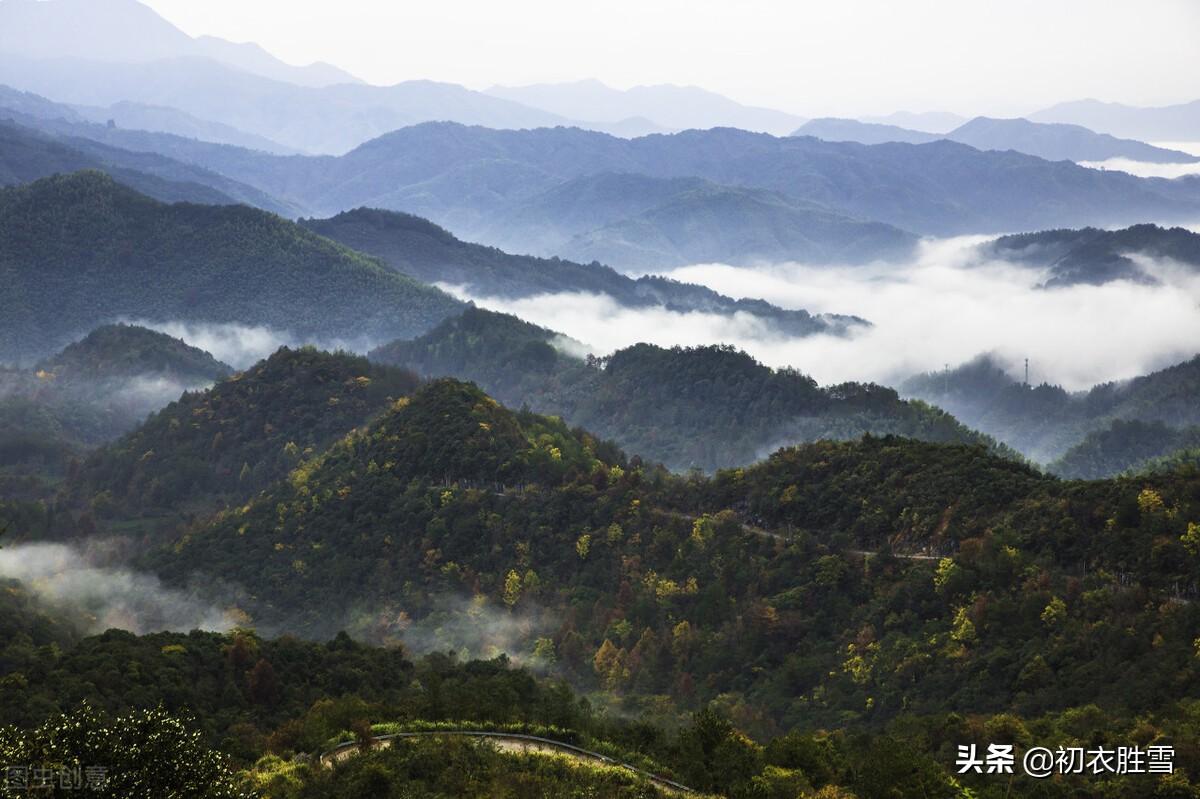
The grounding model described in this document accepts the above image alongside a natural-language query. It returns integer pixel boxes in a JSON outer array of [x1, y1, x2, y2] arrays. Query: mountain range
[[107, 121, 1200, 252], [796, 116, 1199, 164]]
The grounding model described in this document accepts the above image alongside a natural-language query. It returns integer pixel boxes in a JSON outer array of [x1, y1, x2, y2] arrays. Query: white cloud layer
[[442, 237, 1200, 392], [0, 542, 238, 634]]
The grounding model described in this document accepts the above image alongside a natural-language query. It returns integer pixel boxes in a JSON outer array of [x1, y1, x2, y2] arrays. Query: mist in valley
[[0, 541, 241, 635], [441, 235, 1200, 393]]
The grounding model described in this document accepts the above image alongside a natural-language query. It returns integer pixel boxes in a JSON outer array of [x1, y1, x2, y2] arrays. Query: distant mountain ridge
[[485, 79, 807, 135], [0, 0, 360, 88], [796, 115, 1199, 164], [1031, 97, 1200, 143]]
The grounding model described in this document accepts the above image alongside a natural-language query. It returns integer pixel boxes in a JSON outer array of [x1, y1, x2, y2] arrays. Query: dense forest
[[0, 324, 232, 490], [6, 366, 1200, 797], [69, 347, 421, 521], [371, 307, 1005, 472]]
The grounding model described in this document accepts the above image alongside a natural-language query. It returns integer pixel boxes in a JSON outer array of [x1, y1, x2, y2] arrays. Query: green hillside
[[371, 307, 1005, 471], [72, 347, 421, 517], [0, 171, 462, 364]]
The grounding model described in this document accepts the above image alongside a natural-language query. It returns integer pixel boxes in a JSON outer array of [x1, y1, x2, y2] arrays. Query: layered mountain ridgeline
[[370, 308, 999, 472], [485, 79, 808, 136], [0, 324, 230, 483], [796, 116, 1199, 164], [1050, 419, 1200, 480], [97, 378, 1200, 752], [70, 347, 420, 518], [1030, 97, 1200, 144], [904, 353, 1200, 468], [983, 223, 1200, 286], [53, 120, 1200, 253], [301, 207, 863, 335], [0, 172, 462, 364], [0, 118, 295, 214], [471, 173, 917, 270]]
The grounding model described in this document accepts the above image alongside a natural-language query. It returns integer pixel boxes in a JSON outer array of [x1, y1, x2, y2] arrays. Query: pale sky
[[140, 0, 1200, 117]]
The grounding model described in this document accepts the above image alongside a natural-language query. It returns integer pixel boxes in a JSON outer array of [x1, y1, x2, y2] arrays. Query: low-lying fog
[[441, 236, 1200, 391], [1080, 141, 1200, 180]]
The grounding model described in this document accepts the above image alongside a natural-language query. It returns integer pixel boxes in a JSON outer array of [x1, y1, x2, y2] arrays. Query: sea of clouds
[[439, 236, 1200, 392]]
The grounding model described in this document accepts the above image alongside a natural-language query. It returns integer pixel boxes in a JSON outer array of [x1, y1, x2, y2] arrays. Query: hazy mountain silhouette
[[485, 79, 806, 134], [1030, 98, 1200, 143], [858, 110, 967, 133], [173, 122, 1200, 240], [797, 115, 1198, 163], [949, 117, 1198, 164], [794, 118, 940, 145], [0, 0, 360, 87]]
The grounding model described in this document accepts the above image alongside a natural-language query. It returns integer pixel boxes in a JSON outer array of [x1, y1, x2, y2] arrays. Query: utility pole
[[1024, 358, 1029, 387]]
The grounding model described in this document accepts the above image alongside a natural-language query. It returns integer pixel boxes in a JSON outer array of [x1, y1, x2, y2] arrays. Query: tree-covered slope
[[0, 324, 233, 475], [71, 347, 421, 516], [904, 353, 1200, 467], [0, 118, 294, 214], [0, 172, 463, 364], [123, 377, 1200, 740], [371, 308, 1002, 471], [1049, 419, 1200, 479]]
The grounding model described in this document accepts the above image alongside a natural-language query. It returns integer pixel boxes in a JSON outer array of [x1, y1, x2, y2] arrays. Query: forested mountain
[[370, 307, 1002, 471], [0, 119, 266, 208], [301, 206, 864, 333], [72, 347, 421, 516], [904, 353, 1200, 467], [66, 375, 1193, 799], [0, 324, 231, 478], [0, 172, 462, 364], [984, 223, 1200, 286], [8, 358, 1200, 796], [1049, 419, 1200, 479]]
